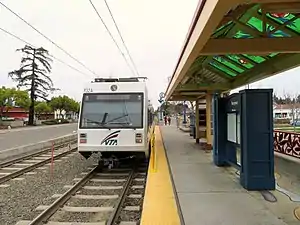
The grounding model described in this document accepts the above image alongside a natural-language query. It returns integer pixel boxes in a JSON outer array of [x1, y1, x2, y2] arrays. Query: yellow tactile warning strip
[[141, 126, 181, 225]]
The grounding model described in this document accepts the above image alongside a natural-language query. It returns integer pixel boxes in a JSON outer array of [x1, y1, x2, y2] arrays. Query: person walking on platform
[[168, 116, 171, 125], [176, 115, 179, 129], [164, 116, 167, 125]]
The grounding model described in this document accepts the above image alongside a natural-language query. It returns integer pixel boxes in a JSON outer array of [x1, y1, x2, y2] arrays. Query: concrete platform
[[160, 125, 298, 225]]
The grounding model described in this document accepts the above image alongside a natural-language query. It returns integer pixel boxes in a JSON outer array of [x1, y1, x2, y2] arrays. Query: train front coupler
[[99, 157, 120, 169]]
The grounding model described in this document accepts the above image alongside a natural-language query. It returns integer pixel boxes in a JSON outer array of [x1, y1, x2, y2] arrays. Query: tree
[[62, 96, 77, 119], [0, 86, 30, 123], [283, 92, 300, 130], [14, 89, 31, 110], [189, 101, 195, 112], [68, 99, 80, 114], [174, 102, 184, 114], [49, 96, 64, 118], [49, 95, 80, 119], [35, 102, 51, 118], [8, 45, 57, 125], [297, 94, 300, 104], [0, 87, 13, 119], [273, 93, 280, 104], [162, 101, 171, 115]]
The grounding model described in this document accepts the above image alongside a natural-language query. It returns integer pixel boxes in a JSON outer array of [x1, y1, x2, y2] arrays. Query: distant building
[[273, 103, 300, 120], [1, 106, 28, 119], [1, 106, 55, 121]]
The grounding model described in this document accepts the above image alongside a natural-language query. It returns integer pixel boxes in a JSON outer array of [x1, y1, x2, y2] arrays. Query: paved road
[[0, 123, 77, 151]]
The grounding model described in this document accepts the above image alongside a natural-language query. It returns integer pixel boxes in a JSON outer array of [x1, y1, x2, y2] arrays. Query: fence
[[274, 130, 300, 159]]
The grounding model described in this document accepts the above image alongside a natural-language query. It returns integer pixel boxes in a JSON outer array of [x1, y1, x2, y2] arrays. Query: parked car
[[290, 120, 300, 126]]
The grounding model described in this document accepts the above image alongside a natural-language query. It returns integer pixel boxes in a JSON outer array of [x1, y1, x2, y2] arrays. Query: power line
[[0, 27, 91, 77], [0, 1, 97, 76], [0, 27, 32, 46], [103, 0, 140, 77], [88, 0, 136, 77]]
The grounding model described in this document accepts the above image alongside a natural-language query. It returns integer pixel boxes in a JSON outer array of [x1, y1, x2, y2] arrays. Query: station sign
[[159, 92, 165, 99], [226, 93, 240, 113]]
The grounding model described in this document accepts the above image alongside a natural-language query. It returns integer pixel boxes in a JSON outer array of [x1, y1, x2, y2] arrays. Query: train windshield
[[80, 93, 144, 129]]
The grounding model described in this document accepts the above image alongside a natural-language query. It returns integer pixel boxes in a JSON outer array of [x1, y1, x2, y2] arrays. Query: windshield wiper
[[85, 113, 108, 126], [103, 114, 129, 125], [85, 118, 102, 125], [101, 112, 108, 124]]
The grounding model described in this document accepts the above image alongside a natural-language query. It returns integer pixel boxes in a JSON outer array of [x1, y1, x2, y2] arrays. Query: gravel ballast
[[78, 188, 122, 196], [0, 152, 97, 225], [50, 211, 110, 223], [0, 151, 149, 225], [117, 211, 141, 224], [114, 171, 147, 225], [65, 198, 114, 207]]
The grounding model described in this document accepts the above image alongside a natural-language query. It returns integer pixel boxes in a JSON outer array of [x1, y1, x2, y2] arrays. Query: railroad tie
[[35, 205, 114, 212]]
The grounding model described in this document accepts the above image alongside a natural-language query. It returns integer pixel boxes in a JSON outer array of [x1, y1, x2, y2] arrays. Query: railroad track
[[16, 161, 148, 225], [0, 140, 77, 185]]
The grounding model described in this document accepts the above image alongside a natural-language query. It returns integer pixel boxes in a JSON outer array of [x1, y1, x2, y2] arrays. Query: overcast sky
[[1, 0, 300, 109]]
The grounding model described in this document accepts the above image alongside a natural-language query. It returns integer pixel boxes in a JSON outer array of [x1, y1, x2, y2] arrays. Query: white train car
[[78, 77, 154, 167]]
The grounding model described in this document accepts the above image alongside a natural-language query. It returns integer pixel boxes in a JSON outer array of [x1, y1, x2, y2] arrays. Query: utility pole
[[158, 92, 165, 121]]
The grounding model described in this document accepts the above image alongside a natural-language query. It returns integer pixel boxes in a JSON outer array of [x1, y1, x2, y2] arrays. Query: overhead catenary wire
[[0, 1, 97, 76], [103, 0, 140, 77], [88, 0, 136, 77], [0, 27, 91, 77]]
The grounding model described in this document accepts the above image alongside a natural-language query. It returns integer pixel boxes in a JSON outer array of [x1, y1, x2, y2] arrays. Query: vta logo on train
[[101, 130, 121, 146]]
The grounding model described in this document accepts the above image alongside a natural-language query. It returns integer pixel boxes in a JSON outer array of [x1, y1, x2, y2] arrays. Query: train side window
[[147, 109, 153, 129], [147, 109, 150, 129]]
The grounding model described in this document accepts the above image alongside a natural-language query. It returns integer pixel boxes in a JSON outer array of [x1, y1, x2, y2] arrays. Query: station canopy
[[166, 1, 300, 101]]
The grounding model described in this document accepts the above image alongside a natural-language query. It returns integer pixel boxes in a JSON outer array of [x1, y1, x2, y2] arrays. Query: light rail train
[[77, 77, 155, 168]]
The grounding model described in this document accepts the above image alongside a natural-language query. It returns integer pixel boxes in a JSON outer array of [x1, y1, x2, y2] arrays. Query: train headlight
[[135, 133, 143, 143]]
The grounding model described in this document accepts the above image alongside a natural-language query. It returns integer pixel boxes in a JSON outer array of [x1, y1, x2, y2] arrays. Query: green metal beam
[[222, 55, 248, 71], [203, 59, 235, 80], [225, 4, 260, 38], [184, 56, 206, 82], [254, 10, 297, 37], [211, 57, 243, 74], [231, 53, 300, 88]]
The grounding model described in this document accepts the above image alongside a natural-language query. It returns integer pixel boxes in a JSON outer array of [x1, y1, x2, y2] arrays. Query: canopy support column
[[206, 94, 212, 150], [195, 99, 200, 144]]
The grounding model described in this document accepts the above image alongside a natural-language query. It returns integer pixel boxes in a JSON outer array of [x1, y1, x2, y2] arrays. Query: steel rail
[[106, 167, 135, 225], [0, 139, 77, 168], [0, 147, 77, 185], [28, 166, 99, 225]]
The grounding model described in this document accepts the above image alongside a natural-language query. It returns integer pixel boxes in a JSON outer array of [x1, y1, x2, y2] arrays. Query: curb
[[0, 123, 77, 134], [0, 133, 77, 161], [274, 152, 300, 165]]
